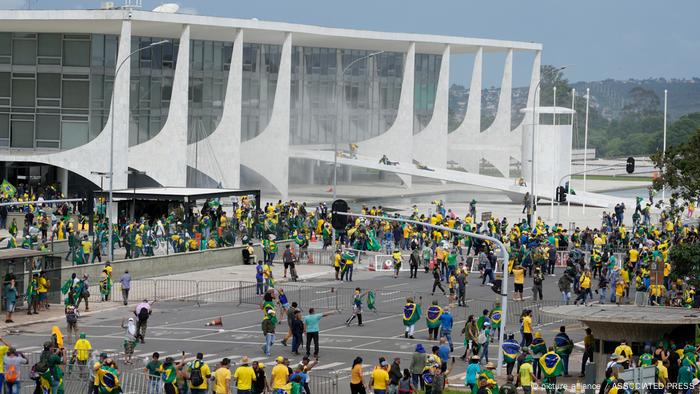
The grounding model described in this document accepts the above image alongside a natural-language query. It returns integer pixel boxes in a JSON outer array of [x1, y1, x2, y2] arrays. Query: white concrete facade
[[0, 9, 548, 198]]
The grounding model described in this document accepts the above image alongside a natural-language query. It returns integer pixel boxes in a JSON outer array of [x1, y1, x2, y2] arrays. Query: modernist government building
[[0, 4, 543, 198]]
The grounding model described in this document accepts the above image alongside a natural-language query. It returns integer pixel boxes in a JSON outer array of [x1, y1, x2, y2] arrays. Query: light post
[[529, 65, 568, 229], [332, 50, 384, 201], [334, 211, 511, 376], [107, 39, 168, 262]]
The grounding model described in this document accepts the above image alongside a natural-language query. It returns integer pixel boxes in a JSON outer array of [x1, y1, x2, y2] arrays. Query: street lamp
[[529, 65, 569, 229], [107, 39, 169, 262], [332, 50, 385, 201]]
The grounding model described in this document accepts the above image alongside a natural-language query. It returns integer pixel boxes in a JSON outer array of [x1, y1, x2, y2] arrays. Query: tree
[[669, 242, 700, 285], [650, 127, 700, 210]]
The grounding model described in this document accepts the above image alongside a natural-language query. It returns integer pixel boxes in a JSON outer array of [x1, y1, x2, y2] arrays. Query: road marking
[[323, 314, 399, 332], [18, 346, 41, 352], [249, 356, 268, 362], [314, 361, 345, 370], [160, 309, 262, 327], [353, 340, 381, 348], [383, 283, 407, 289]]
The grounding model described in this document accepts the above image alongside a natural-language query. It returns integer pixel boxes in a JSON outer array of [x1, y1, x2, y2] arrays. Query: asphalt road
[[6, 265, 590, 390]]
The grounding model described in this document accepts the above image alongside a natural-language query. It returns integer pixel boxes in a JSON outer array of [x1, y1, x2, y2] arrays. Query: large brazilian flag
[[501, 339, 521, 363], [539, 352, 564, 378], [403, 302, 422, 326], [426, 305, 443, 329]]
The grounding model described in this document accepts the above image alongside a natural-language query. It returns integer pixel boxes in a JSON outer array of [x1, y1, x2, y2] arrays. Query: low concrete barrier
[[64, 243, 262, 282]]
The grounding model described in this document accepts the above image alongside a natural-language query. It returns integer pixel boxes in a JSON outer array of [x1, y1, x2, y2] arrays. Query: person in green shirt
[[144, 352, 162, 393], [638, 352, 653, 367], [160, 356, 179, 393], [26, 274, 39, 315]]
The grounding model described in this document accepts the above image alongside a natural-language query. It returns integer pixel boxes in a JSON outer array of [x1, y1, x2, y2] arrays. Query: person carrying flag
[[340, 250, 356, 282], [345, 287, 368, 327], [530, 331, 548, 380], [392, 249, 402, 279], [403, 297, 422, 339], [425, 301, 443, 341], [538, 347, 564, 394], [501, 333, 521, 376], [489, 304, 502, 342], [367, 290, 377, 313], [553, 326, 573, 377]]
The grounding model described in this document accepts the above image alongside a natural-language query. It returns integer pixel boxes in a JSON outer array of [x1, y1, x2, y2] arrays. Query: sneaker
[[281, 340, 288, 346], [404, 332, 408, 338], [409, 335, 415, 339]]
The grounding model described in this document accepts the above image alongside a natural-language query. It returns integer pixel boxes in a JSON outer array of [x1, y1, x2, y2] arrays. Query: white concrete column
[[511, 50, 541, 167], [186, 28, 243, 188], [356, 42, 415, 187], [111, 20, 132, 190], [129, 24, 190, 187], [240, 32, 292, 198], [413, 44, 450, 170], [57, 167, 68, 196], [481, 48, 513, 177], [447, 46, 482, 173]]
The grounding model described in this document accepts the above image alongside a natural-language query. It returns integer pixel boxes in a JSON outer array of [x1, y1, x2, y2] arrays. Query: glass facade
[[188, 39, 232, 144], [413, 54, 441, 133], [241, 43, 281, 142], [129, 37, 179, 146], [0, 32, 117, 150], [290, 48, 404, 145]]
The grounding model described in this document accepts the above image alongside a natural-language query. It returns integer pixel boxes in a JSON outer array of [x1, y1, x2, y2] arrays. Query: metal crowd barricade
[[308, 372, 340, 394], [120, 370, 161, 394]]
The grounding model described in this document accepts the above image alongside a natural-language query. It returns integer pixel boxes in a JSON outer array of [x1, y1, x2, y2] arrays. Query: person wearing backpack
[[3, 346, 28, 394], [187, 353, 212, 394], [65, 304, 80, 345], [134, 300, 153, 344]]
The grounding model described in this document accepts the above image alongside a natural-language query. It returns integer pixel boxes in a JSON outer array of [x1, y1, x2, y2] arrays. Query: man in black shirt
[[252, 361, 268, 394]]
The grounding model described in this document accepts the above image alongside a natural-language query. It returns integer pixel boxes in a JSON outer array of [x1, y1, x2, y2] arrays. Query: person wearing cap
[[73, 332, 92, 376], [271, 356, 290, 392], [465, 355, 481, 391], [89, 351, 108, 394], [480, 321, 491, 364], [252, 360, 269, 394], [478, 362, 499, 394], [517, 356, 536, 394], [261, 308, 277, 356], [501, 333, 521, 377], [370, 358, 390, 394], [233, 357, 255, 394], [410, 345, 426, 390]]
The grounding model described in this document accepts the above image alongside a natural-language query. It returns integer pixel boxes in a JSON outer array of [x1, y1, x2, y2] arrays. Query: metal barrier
[[308, 372, 340, 394]]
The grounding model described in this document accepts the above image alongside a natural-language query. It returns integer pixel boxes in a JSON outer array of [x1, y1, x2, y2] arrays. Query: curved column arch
[[480, 48, 513, 177], [186, 28, 243, 188], [413, 44, 449, 170], [240, 32, 292, 198], [510, 50, 541, 166], [129, 24, 190, 187], [0, 20, 132, 190], [355, 42, 415, 187], [447, 47, 482, 173]]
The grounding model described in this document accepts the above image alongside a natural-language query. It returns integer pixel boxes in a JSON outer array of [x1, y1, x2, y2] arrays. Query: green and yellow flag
[[1, 179, 16, 198], [539, 351, 564, 378]]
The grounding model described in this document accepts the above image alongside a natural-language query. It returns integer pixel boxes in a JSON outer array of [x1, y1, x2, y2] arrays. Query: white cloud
[[0, 0, 27, 10]]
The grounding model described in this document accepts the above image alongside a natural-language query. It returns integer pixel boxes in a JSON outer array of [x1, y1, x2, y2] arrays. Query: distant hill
[[448, 77, 700, 130]]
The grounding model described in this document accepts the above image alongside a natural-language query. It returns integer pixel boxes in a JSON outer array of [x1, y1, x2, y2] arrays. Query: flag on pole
[[1, 180, 16, 198], [367, 290, 376, 311]]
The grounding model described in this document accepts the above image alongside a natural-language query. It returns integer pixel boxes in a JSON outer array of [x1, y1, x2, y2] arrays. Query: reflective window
[[241, 43, 281, 142], [62, 80, 89, 108], [36, 115, 60, 141], [38, 34, 62, 57], [12, 36, 37, 65], [37, 74, 61, 99], [188, 39, 232, 147], [11, 120, 34, 148], [61, 121, 89, 149], [12, 79, 35, 107], [413, 54, 441, 133], [63, 39, 90, 67]]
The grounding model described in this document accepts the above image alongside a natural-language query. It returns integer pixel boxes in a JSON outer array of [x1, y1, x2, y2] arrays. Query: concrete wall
[[65, 243, 262, 282]]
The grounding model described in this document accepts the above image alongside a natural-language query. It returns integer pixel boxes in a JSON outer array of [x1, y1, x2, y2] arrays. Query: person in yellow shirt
[[334, 250, 342, 281], [512, 265, 525, 301], [232, 357, 255, 394], [74, 332, 92, 374], [656, 358, 668, 389], [574, 270, 592, 305], [81, 235, 92, 265], [370, 359, 390, 394], [270, 356, 289, 391], [522, 310, 533, 346], [614, 340, 633, 360], [350, 357, 365, 393], [37, 271, 49, 311], [215, 358, 234, 394], [187, 354, 212, 393]]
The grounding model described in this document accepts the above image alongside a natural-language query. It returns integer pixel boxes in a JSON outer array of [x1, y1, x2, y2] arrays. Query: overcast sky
[[2, 0, 698, 87]]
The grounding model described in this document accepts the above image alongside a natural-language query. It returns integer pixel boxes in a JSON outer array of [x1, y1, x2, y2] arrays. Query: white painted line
[[249, 356, 268, 362], [383, 283, 408, 289], [18, 346, 41, 352], [314, 362, 346, 370], [353, 340, 381, 349]]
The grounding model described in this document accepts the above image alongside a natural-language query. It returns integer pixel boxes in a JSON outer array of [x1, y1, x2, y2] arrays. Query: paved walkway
[[3, 262, 339, 331]]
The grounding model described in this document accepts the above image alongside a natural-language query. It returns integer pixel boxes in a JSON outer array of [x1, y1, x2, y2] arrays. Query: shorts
[[514, 283, 524, 292], [39, 293, 47, 301], [334, 266, 340, 272], [449, 288, 455, 295], [6, 301, 15, 313], [282, 302, 290, 309], [284, 262, 290, 269], [353, 304, 362, 313], [164, 382, 179, 394], [124, 339, 137, 355]]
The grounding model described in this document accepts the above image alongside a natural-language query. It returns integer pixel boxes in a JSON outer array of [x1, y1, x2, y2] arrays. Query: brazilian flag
[[403, 302, 422, 326], [367, 291, 376, 311], [554, 333, 574, 356], [426, 306, 443, 329], [530, 337, 547, 355], [501, 340, 521, 363], [639, 353, 653, 367], [1, 180, 16, 198], [490, 307, 502, 328], [539, 352, 564, 378]]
